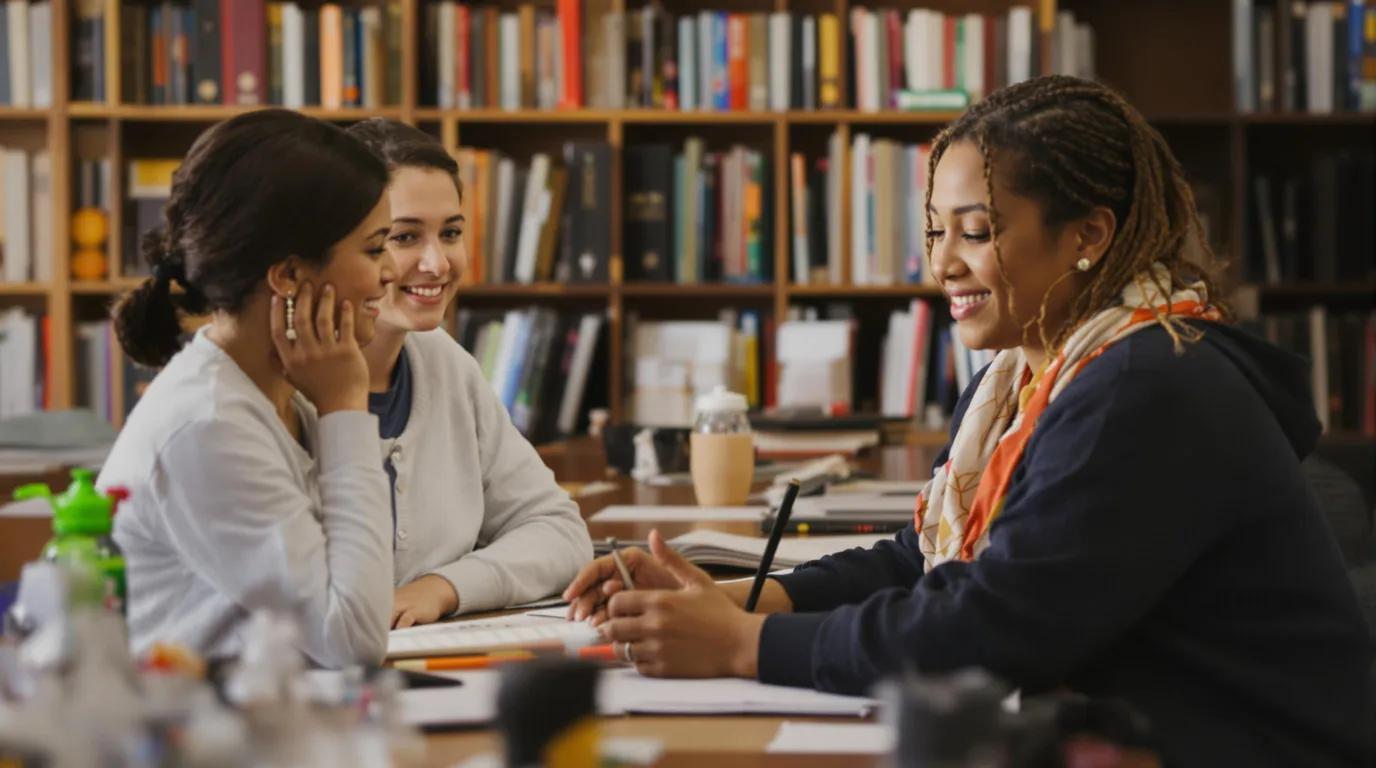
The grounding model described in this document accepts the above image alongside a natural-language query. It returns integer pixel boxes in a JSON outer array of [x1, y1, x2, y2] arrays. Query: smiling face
[[377, 166, 467, 334], [299, 195, 396, 346], [927, 140, 1097, 359]]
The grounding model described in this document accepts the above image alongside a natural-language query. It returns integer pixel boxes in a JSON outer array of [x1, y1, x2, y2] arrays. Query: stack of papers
[[589, 506, 768, 522], [398, 668, 878, 729], [667, 529, 887, 569], [386, 613, 598, 659], [766, 722, 894, 754]]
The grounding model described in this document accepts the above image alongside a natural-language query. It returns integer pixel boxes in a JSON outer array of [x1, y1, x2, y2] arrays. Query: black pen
[[745, 478, 802, 613]]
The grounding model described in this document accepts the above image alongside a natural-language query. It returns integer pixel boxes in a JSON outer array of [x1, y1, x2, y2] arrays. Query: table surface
[[421, 438, 940, 767]]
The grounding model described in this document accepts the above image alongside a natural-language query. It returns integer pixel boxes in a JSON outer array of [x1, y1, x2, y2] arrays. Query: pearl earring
[[284, 295, 297, 341], [1076, 258, 1092, 272]]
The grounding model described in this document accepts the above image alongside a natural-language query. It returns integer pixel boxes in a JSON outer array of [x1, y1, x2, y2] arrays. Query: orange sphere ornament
[[70, 207, 109, 280]]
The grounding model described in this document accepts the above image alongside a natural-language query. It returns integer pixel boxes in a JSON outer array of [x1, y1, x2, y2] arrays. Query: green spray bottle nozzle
[[14, 469, 114, 536]]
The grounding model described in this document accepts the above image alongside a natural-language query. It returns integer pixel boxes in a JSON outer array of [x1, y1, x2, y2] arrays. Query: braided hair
[[924, 75, 1226, 355]]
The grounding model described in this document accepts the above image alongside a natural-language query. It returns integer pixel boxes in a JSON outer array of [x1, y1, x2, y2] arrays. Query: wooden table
[[422, 438, 939, 767]]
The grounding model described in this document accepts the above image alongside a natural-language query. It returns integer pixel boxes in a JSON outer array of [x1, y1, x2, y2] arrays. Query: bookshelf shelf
[[457, 283, 611, 298], [1240, 113, 1376, 126], [66, 104, 406, 121], [620, 283, 775, 298], [1255, 283, 1376, 299], [0, 283, 51, 297], [70, 279, 145, 295], [0, 109, 50, 121], [788, 284, 946, 299]]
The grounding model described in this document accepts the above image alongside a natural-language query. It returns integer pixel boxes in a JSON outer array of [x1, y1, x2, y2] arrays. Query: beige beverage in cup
[[691, 432, 755, 506], [690, 386, 755, 506]]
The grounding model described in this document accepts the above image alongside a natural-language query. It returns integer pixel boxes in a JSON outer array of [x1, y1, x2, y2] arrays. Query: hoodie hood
[[1196, 321, 1323, 460]]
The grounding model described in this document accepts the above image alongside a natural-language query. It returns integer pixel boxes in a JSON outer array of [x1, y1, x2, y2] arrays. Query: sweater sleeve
[[759, 362, 1239, 695], [428, 357, 594, 614], [151, 412, 393, 668]]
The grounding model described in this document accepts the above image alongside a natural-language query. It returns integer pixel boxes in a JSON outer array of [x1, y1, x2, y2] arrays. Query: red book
[[557, 0, 582, 108], [763, 314, 777, 409], [222, 0, 267, 105], [727, 14, 748, 110], [983, 13, 999, 94], [456, 4, 470, 108], [942, 15, 956, 90], [885, 10, 902, 107]]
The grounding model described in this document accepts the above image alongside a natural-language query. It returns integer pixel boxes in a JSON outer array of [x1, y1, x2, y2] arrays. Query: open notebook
[[387, 612, 599, 659]]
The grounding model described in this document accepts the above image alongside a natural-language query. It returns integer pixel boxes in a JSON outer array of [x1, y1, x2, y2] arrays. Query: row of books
[[1233, 0, 1376, 113], [453, 142, 611, 285], [0, 147, 54, 284], [421, 2, 1091, 113], [879, 299, 994, 419], [1254, 309, 1376, 436], [451, 308, 605, 444], [1248, 148, 1376, 284], [626, 141, 772, 284], [75, 0, 403, 107], [848, 5, 1094, 112], [848, 134, 939, 287], [0, 1, 52, 107], [0, 307, 47, 418]]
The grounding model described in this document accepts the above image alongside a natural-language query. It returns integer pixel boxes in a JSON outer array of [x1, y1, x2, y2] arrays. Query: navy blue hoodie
[[760, 323, 1375, 767]]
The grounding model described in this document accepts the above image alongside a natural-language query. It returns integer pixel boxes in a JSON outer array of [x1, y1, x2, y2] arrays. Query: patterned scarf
[[914, 265, 1221, 571]]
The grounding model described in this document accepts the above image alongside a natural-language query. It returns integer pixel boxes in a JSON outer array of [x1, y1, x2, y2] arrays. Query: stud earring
[[1076, 258, 1092, 272], [284, 294, 297, 341]]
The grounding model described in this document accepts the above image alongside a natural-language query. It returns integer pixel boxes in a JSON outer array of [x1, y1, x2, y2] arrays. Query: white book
[[826, 130, 843, 284], [437, 3, 456, 108], [28, 3, 52, 107], [606, 11, 625, 110], [904, 145, 924, 282], [488, 309, 524, 402], [963, 14, 984, 101], [1232, 0, 1255, 113], [1305, 3, 1333, 114], [7, 1, 30, 107], [1075, 23, 1095, 80], [499, 13, 519, 110], [698, 12, 713, 110], [2, 149, 31, 282], [861, 11, 881, 112], [881, 309, 913, 416], [903, 11, 923, 95], [360, 6, 382, 109], [512, 154, 551, 283], [1007, 6, 1034, 85], [1056, 10, 1076, 76], [850, 133, 870, 285], [30, 151, 51, 283], [801, 15, 816, 110], [490, 157, 515, 276], [926, 10, 944, 92], [769, 12, 790, 111], [678, 16, 696, 111], [282, 3, 305, 108], [0, 308, 37, 417], [951, 324, 972, 392], [1309, 307, 1329, 432], [557, 313, 603, 435], [78, 321, 111, 422]]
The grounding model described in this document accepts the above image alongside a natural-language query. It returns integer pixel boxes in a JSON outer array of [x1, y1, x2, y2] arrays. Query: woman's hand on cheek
[[598, 534, 767, 679], [391, 574, 460, 629]]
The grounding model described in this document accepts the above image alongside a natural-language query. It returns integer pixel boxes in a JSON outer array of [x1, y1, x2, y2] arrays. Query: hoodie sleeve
[[758, 354, 1242, 694]]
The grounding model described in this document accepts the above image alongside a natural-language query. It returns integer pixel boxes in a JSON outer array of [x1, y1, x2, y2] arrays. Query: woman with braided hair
[[564, 76, 1374, 765], [99, 109, 400, 668]]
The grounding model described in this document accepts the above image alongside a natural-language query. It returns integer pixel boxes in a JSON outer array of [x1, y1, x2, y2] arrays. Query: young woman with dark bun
[[99, 109, 399, 668], [341, 119, 590, 629], [564, 76, 1374, 766]]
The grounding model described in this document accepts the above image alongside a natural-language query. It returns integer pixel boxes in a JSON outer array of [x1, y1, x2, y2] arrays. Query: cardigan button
[[397, 529, 408, 540]]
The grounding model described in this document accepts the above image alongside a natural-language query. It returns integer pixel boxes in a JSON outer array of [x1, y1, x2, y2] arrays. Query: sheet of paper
[[397, 668, 878, 728], [669, 529, 888, 568], [453, 738, 663, 768], [387, 612, 597, 659], [766, 722, 894, 754], [589, 505, 768, 522]]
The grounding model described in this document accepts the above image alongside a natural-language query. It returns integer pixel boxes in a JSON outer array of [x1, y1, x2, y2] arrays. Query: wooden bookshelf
[[0, 0, 1371, 442]]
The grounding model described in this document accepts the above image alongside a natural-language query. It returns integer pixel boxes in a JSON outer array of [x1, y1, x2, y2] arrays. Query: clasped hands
[[561, 530, 783, 679]]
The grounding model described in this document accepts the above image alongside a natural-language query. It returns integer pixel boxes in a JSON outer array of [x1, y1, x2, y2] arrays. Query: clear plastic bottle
[[689, 386, 755, 506]]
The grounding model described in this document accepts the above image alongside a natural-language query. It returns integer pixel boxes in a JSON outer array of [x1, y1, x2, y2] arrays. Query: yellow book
[[127, 159, 181, 199], [819, 14, 840, 108]]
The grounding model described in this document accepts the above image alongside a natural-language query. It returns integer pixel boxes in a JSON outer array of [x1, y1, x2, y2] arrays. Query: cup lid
[[695, 385, 748, 414]]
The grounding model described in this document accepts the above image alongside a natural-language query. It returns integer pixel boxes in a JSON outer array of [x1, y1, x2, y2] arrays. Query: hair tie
[[152, 258, 187, 286]]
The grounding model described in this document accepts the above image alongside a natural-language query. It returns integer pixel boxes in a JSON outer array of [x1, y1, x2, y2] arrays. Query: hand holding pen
[[563, 535, 684, 625]]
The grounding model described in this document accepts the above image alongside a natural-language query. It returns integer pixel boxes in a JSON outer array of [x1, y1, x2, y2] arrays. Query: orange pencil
[[577, 643, 621, 663], [392, 651, 536, 671]]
